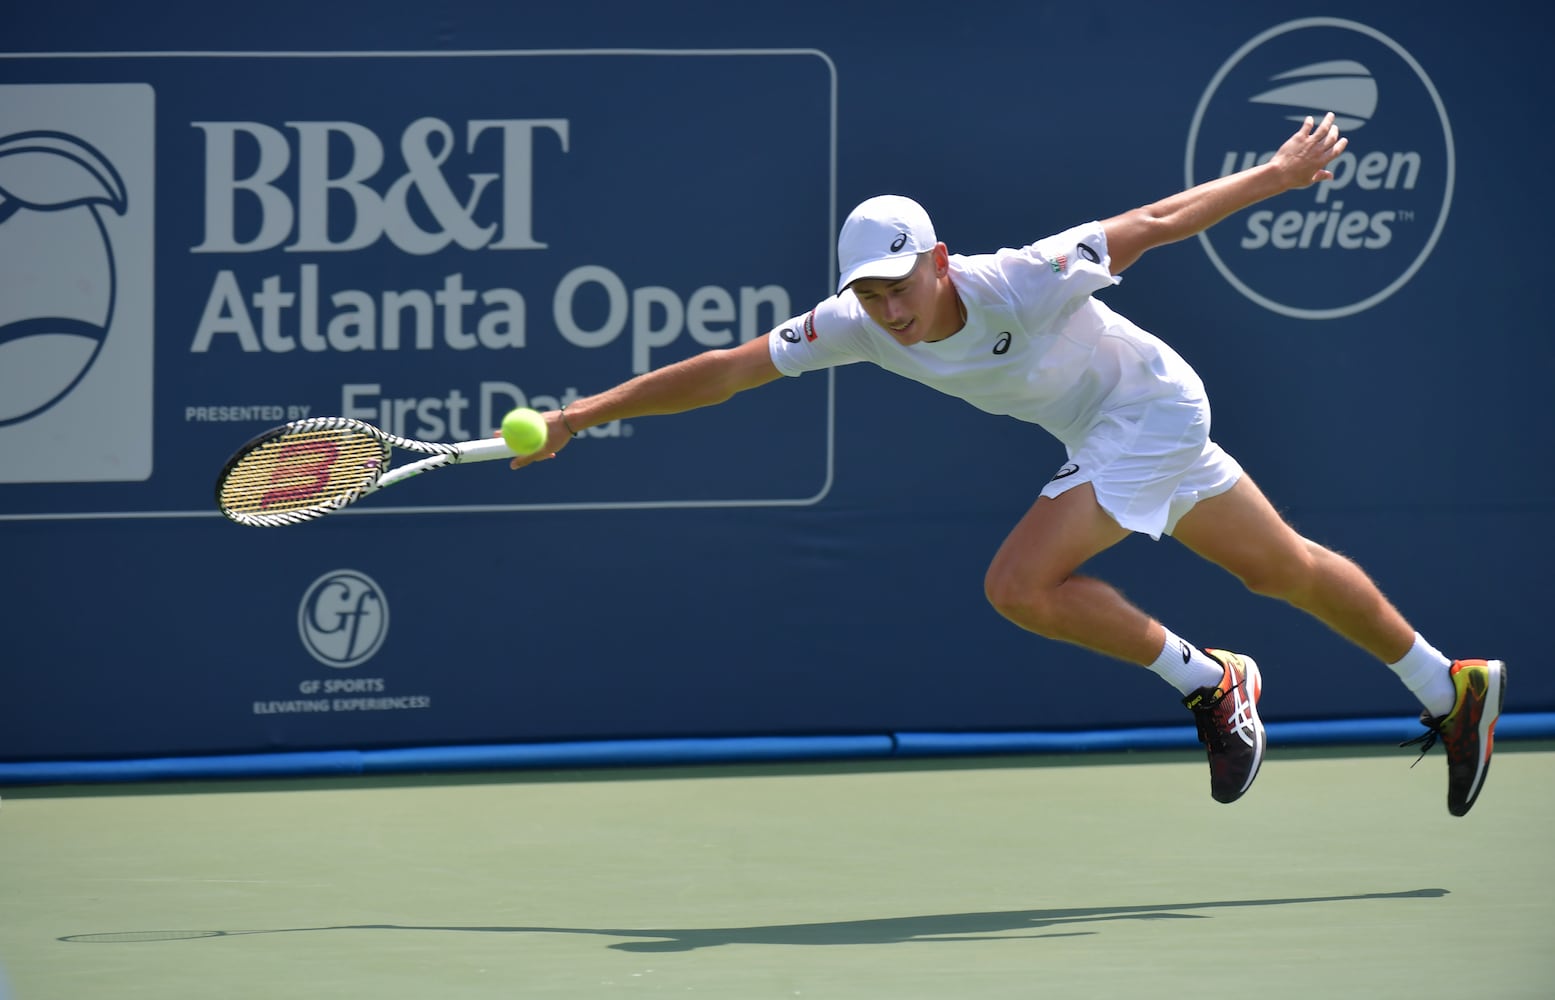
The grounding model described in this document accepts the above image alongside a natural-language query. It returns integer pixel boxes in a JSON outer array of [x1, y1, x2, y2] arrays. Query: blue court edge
[[2, 714, 1552, 786]]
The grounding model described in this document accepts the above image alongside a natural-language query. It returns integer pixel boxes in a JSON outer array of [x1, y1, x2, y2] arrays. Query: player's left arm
[[1100, 112, 1349, 274], [507, 334, 783, 468]]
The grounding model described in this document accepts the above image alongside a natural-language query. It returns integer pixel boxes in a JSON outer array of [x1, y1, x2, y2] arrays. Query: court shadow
[[61, 887, 1447, 951]]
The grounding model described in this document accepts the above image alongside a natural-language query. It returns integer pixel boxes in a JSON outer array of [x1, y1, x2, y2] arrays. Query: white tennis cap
[[836, 195, 937, 294]]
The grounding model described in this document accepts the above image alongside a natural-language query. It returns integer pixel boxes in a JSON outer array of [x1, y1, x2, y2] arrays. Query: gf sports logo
[[0, 83, 155, 482], [1186, 19, 1454, 320], [298, 569, 390, 669]]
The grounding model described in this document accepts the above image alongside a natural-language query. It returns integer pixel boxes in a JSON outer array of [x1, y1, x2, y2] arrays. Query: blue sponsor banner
[[1, 3, 1550, 765], [0, 50, 837, 517]]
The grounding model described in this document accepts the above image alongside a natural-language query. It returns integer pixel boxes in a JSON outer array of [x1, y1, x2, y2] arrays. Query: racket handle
[[455, 437, 521, 463]]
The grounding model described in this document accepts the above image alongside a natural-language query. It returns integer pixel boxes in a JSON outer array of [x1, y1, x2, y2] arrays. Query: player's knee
[[983, 567, 1063, 637], [1236, 544, 1320, 602]]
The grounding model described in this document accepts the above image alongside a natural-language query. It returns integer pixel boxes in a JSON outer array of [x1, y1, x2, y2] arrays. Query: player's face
[[850, 252, 944, 346]]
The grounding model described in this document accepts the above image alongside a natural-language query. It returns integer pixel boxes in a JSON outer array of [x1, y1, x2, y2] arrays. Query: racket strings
[[288, 416, 459, 458], [219, 429, 387, 515]]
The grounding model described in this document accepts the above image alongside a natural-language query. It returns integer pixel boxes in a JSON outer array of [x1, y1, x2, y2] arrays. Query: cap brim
[[837, 253, 920, 294]]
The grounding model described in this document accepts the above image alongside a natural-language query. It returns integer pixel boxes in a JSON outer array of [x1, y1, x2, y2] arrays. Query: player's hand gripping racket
[[215, 417, 513, 527]]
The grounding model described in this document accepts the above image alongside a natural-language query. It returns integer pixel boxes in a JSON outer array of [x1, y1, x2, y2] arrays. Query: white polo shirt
[[768, 221, 1206, 452]]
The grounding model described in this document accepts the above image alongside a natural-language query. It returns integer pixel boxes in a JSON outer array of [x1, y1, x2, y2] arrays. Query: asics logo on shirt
[[992, 332, 1012, 355], [1078, 243, 1100, 264], [1050, 463, 1079, 481]]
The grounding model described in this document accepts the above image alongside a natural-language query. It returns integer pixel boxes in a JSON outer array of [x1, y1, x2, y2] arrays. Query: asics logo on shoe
[[1186, 651, 1265, 804], [1226, 687, 1259, 747]]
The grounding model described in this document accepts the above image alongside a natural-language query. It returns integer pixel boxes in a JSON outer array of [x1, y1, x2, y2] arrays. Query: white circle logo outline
[[297, 569, 391, 669], [1185, 17, 1456, 320]]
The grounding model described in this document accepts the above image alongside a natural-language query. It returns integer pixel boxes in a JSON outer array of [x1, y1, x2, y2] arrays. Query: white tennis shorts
[[1039, 394, 1242, 540]]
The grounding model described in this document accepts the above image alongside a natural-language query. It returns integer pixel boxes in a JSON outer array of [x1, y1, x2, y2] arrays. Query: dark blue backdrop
[[3, 1, 1549, 762]]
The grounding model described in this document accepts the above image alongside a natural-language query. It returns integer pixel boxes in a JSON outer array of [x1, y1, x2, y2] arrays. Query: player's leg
[[1170, 475, 1415, 661], [1170, 473, 1505, 816], [981, 481, 1149, 663], [983, 480, 1264, 803]]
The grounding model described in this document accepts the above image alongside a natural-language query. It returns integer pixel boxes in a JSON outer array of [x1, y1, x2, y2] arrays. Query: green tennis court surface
[[2, 745, 1552, 999]]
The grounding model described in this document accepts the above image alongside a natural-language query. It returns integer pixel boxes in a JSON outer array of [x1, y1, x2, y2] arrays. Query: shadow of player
[[60, 887, 1449, 951]]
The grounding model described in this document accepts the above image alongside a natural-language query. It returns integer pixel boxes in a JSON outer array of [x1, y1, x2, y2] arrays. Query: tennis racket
[[215, 416, 514, 527]]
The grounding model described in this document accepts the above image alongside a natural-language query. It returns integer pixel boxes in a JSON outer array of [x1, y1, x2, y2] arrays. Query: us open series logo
[[0, 83, 155, 481], [1187, 19, 1453, 320]]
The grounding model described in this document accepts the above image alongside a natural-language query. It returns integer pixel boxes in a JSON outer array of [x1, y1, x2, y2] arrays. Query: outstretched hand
[[505, 410, 576, 469], [1270, 111, 1349, 191]]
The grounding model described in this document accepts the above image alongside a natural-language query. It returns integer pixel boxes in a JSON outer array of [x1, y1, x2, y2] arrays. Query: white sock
[[1146, 628, 1227, 696], [1388, 632, 1456, 718]]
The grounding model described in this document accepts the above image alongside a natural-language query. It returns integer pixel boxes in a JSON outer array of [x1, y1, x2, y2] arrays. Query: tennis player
[[514, 112, 1504, 816]]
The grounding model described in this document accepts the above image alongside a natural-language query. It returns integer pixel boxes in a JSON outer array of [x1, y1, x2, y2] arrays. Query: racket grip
[[456, 437, 521, 463]]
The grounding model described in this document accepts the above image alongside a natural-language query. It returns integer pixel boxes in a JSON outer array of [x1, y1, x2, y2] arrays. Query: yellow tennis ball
[[500, 407, 548, 456]]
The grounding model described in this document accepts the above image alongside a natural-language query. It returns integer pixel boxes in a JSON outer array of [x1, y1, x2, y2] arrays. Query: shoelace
[[1399, 724, 1441, 768], [1192, 713, 1222, 750], [1190, 679, 1250, 752]]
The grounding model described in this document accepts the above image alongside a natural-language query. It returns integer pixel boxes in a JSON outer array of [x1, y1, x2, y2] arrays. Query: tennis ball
[[500, 407, 549, 456]]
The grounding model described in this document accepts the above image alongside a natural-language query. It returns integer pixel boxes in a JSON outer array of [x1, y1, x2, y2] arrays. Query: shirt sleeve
[[997, 220, 1120, 329], [766, 295, 874, 377]]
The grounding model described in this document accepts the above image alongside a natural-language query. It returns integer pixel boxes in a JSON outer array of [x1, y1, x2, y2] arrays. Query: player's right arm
[[508, 335, 783, 468], [1101, 112, 1347, 274]]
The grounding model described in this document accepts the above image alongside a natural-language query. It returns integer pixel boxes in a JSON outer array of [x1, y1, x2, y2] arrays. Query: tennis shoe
[[1401, 659, 1506, 817], [1182, 649, 1265, 804]]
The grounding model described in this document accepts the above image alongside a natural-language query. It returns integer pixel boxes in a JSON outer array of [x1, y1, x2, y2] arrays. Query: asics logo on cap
[[836, 194, 937, 293]]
